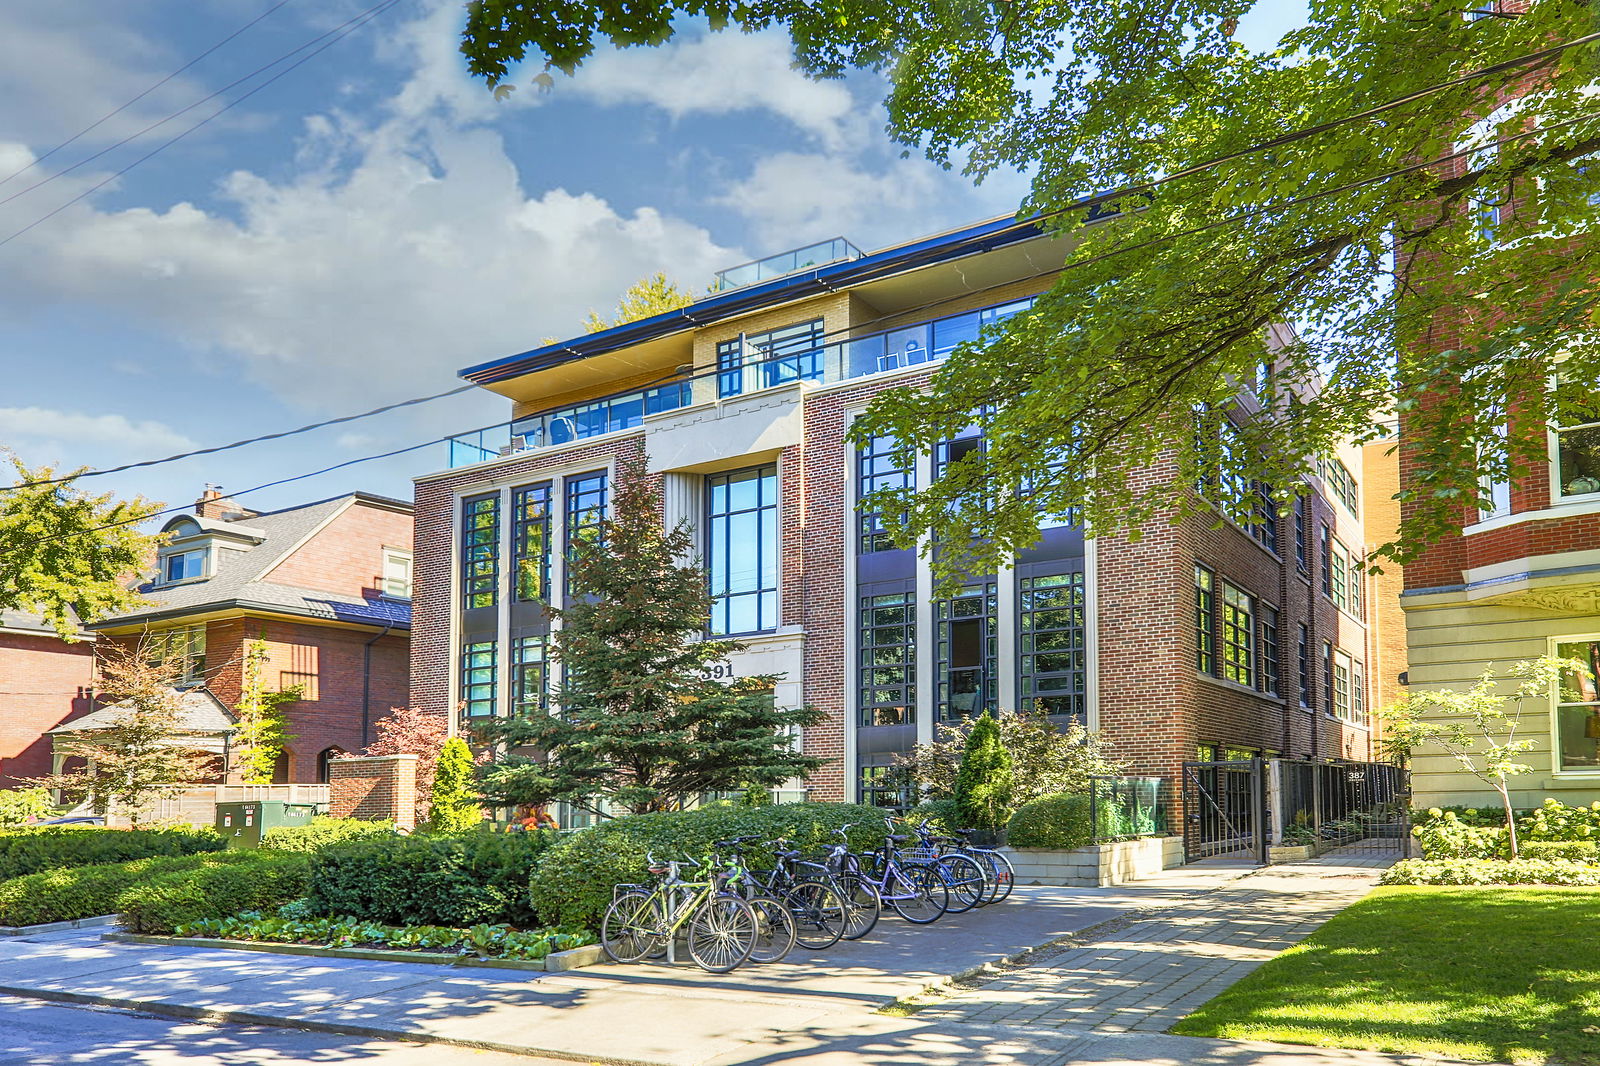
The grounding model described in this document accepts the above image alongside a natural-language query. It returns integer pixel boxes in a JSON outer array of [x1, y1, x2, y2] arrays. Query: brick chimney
[[193, 484, 256, 522]]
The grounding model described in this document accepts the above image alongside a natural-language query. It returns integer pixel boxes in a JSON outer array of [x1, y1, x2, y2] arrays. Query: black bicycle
[[723, 836, 849, 950]]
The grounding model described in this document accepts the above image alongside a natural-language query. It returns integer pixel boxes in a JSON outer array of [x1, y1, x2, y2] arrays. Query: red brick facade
[[328, 754, 418, 829], [0, 628, 96, 787]]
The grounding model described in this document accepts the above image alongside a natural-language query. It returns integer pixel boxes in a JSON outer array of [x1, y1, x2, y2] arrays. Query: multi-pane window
[[511, 634, 548, 718], [1260, 605, 1280, 696], [1019, 572, 1086, 718], [512, 482, 553, 602], [1347, 549, 1364, 619], [937, 583, 997, 720], [1253, 482, 1279, 551], [1322, 641, 1335, 714], [1298, 624, 1311, 708], [460, 641, 497, 719], [1320, 524, 1333, 597], [1321, 458, 1360, 517], [563, 471, 608, 593], [857, 434, 912, 553], [707, 465, 779, 634], [1324, 533, 1361, 617], [858, 592, 915, 726], [461, 494, 500, 609], [150, 624, 207, 684], [1293, 496, 1309, 573], [1333, 650, 1354, 722], [1220, 580, 1255, 687], [1554, 641, 1600, 772], [381, 549, 412, 598], [1352, 657, 1366, 724], [1195, 565, 1216, 673], [859, 765, 910, 809], [716, 320, 824, 398], [1553, 378, 1600, 499]]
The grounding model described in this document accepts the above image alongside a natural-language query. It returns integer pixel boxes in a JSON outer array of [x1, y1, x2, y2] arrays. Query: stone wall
[[1002, 835, 1184, 887]]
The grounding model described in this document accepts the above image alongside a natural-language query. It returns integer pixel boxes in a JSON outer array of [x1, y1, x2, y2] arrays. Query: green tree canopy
[[474, 461, 825, 815], [0, 460, 160, 638], [952, 711, 1014, 833], [462, 2, 1600, 577], [583, 271, 696, 333]]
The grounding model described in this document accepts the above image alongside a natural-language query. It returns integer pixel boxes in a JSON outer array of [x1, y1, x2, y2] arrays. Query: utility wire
[[0, 0, 401, 250], [14, 112, 1594, 553], [0, 0, 295, 190]]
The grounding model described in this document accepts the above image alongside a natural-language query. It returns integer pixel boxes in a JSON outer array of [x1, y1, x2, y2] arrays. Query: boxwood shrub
[[1516, 840, 1599, 862], [260, 817, 395, 854], [1379, 858, 1600, 887], [1006, 792, 1094, 850], [118, 852, 311, 934], [0, 851, 263, 927], [0, 825, 223, 880], [305, 830, 555, 928], [529, 803, 891, 931]]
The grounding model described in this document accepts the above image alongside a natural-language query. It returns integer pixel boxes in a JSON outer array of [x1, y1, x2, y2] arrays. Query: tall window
[[1555, 641, 1600, 772], [460, 641, 497, 719], [1220, 580, 1255, 687], [461, 494, 499, 609], [1347, 549, 1364, 619], [1554, 378, 1600, 499], [512, 482, 553, 602], [937, 583, 997, 720], [1253, 482, 1279, 551], [1298, 624, 1311, 708], [1293, 496, 1309, 573], [707, 465, 779, 634], [381, 549, 412, 598], [859, 764, 910, 809], [151, 624, 207, 685], [1195, 565, 1216, 673], [857, 434, 912, 552], [563, 471, 608, 593], [1320, 524, 1334, 597], [1322, 641, 1335, 714], [859, 592, 915, 726], [1019, 572, 1086, 718], [1260, 605, 1280, 697], [511, 634, 548, 718], [716, 320, 824, 397], [1333, 650, 1354, 722], [1321, 458, 1360, 517]]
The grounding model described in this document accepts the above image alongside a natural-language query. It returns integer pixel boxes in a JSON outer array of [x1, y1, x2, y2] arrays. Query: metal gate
[[1182, 759, 1267, 863], [1273, 760, 1410, 857]]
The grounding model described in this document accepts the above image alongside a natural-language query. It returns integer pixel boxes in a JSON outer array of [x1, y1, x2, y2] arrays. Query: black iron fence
[[1273, 759, 1410, 855]]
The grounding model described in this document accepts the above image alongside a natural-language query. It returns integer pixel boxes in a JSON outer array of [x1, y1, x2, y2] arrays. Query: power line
[[15, 111, 1593, 554], [0, 0, 402, 250], [0, 0, 295, 190]]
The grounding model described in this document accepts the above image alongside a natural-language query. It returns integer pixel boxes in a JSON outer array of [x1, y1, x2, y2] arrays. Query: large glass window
[[1221, 580, 1255, 687], [150, 624, 207, 685], [858, 592, 915, 726], [1195, 565, 1216, 673], [512, 482, 553, 602], [707, 465, 779, 635], [460, 641, 497, 719], [858, 764, 911, 809], [716, 320, 824, 398], [937, 583, 997, 720], [461, 494, 500, 610], [511, 634, 548, 718], [563, 471, 607, 593], [163, 549, 206, 584], [1331, 649, 1363, 724], [1019, 572, 1086, 718], [1322, 457, 1360, 517], [1554, 379, 1600, 499], [1555, 641, 1600, 772], [1260, 605, 1280, 697], [857, 434, 912, 553]]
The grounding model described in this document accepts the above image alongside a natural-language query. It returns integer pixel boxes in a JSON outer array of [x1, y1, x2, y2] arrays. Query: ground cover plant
[[0, 825, 222, 880], [175, 903, 593, 962], [1172, 886, 1600, 1064], [0, 850, 265, 927], [1381, 859, 1600, 888]]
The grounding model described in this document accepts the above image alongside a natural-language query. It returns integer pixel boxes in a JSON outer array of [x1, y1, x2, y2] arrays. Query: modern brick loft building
[[74, 487, 414, 784], [412, 216, 1377, 821]]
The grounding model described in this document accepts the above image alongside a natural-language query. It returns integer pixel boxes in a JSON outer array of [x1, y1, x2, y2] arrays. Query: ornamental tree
[[952, 711, 1015, 834], [429, 737, 483, 833], [474, 461, 825, 815], [460, 2, 1600, 580], [233, 637, 299, 785], [899, 711, 1123, 808], [362, 706, 449, 822]]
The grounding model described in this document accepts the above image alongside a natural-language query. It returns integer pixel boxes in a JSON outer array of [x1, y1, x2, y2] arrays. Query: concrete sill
[[0, 914, 119, 938]]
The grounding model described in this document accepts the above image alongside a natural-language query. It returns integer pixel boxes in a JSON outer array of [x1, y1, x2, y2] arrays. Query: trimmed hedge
[[1517, 840, 1599, 862], [1380, 858, 1600, 887], [1007, 792, 1093, 850], [0, 851, 263, 927], [305, 831, 555, 928], [530, 803, 892, 931], [118, 852, 311, 934], [260, 817, 395, 854], [1411, 799, 1600, 860], [0, 826, 223, 880]]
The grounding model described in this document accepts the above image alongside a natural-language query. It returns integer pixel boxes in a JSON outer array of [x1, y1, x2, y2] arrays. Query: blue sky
[[0, 0, 1308, 520]]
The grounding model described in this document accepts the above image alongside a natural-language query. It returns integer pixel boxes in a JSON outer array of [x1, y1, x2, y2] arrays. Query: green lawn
[[1171, 886, 1600, 1065]]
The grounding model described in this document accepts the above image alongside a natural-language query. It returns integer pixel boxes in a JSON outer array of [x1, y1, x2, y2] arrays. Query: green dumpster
[[214, 800, 317, 848]]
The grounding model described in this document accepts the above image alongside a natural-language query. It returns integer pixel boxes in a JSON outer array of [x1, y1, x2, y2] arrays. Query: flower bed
[[1380, 858, 1600, 886]]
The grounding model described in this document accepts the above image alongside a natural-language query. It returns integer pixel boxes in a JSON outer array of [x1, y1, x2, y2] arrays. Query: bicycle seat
[[647, 865, 670, 875], [952, 828, 976, 838], [774, 848, 801, 860], [885, 834, 910, 844]]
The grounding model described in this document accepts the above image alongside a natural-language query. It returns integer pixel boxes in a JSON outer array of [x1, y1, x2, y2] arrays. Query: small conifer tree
[[952, 711, 1014, 833], [429, 737, 481, 833]]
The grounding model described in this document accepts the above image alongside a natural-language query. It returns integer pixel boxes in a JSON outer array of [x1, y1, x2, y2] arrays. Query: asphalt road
[[0, 995, 568, 1066]]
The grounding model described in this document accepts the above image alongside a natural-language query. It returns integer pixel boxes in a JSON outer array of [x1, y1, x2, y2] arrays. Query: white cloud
[[570, 31, 867, 151], [0, 407, 196, 474], [715, 151, 946, 246]]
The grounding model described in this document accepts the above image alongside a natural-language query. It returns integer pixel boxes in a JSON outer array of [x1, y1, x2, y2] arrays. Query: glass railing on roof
[[441, 293, 1038, 468], [713, 237, 864, 292]]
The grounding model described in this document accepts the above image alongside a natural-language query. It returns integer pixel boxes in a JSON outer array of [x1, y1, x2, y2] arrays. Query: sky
[[0, 0, 1309, 522]]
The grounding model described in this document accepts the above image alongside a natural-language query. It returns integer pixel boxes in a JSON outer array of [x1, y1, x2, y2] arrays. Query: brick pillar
[[327, 754, 419, 829]]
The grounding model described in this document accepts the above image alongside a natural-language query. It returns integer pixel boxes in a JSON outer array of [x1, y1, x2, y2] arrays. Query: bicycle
[[831, 821, 948, 923], [817, 826, 881, 940], [903, 821, 989, 914], [709, 839, 797, 964], [945, 827, 1015, 904], [730, 836, 849, 950], [600, 853, 759, 973]]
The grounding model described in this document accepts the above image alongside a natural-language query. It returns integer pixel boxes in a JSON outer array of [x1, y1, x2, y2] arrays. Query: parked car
[[32, 815, 105, 826]]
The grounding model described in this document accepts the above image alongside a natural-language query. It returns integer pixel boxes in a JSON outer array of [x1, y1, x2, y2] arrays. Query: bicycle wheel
[[600, 891, 664, 963], [836, 874, 881, 941], [937, 853, 988, 914], [887, 863, 948, 924], [687, 895, 757, 973], [745, 894, 797, 964], [979, 848, 1015, 903], [787, 879, 847, 950]]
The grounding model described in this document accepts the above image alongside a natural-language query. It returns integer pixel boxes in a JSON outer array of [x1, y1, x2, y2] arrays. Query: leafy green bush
[[1410, 810, 1507, 859], [428, 738, 482, 833], [1516, 840, 1599, 863], [1006, 792, 1094, 850], [0, 789, 53, 827], [905, 798, 962, 834], [953, 712, 1014, 832], [176, 901, 593, 960], [0, 851, 263, 927], [118, 852, 310, 934], [530, 803, 891, 930], [260, 817, 395, 854], [1518, 798, 1600, 842], [305, 831, 554, 928], [0, 825, 223, 880], [1380, 858, 1600, 887]]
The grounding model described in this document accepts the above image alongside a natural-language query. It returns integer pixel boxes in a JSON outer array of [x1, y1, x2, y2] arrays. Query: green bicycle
[[601, 852, 760, 973]]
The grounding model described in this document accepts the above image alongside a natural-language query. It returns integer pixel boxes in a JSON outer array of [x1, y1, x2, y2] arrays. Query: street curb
[[0, 914, 119, 938], [103, 933, 554, 972]]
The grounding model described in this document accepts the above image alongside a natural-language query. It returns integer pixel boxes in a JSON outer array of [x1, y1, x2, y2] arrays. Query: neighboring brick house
[[79, 488, 414, 784], [0, 612, 96, 787], [412, 218, 1377, 823]]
